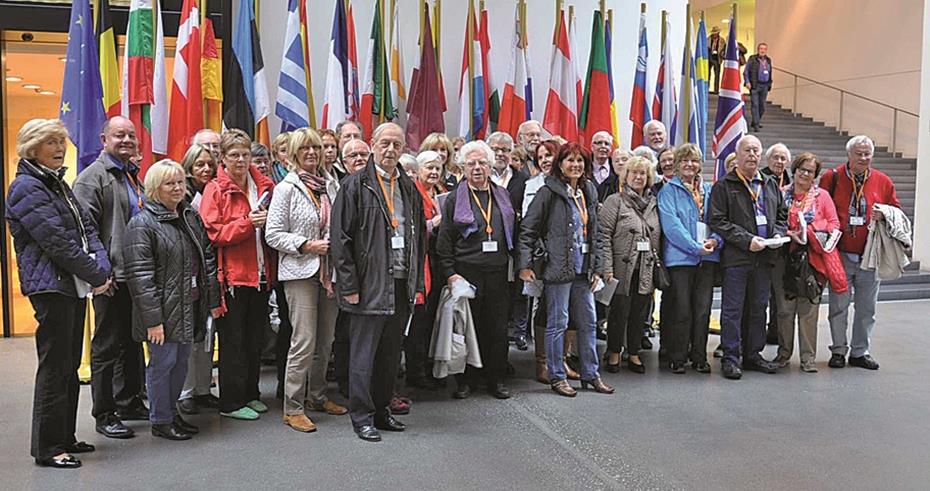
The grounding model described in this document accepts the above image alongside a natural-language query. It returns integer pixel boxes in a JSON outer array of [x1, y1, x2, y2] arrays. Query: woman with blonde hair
[[180, 143, 217, 209], [420, 132, 458, 188], [271, 132, 291, 184]]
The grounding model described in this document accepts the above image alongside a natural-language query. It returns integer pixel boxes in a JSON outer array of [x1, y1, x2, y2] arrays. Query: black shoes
[[151, 423, 191, 441], [641, 337, 653, 350], [96, 415, 135, 439], [36, 454, 82, 469], [722, 362, 743, 380], [713, 345, 724, 358], [178, 398, 199, 415], [514, 335, 528, 351], [452, 383, 472, 399], [669, 362, 686, 374], [63, 441, 95, 453], [195, 394, 220, 408], [173, 415, 199, 434], [743, 359, 778, 374], [849, 355, 880, 370], [355, 425, 382, 442], [374, 415, 406, 432], [489, 383, 511, 399], [627, 360, 645, 374], [693, 362, 712, 374], [828, 353, 847, 368], [116, 404, 150, 421]]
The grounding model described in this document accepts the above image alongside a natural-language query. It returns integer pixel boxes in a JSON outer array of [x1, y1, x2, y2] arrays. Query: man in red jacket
[[819, 135, 901, 371]]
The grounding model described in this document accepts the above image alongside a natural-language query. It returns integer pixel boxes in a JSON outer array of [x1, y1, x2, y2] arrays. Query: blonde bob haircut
[[418, 132, 454, 162], [17, 118, 69, 160], [180, 143, 215, 176], [272, 132, 290, 154], [618, 156, 656, 189], [144, 159, 186, 204], [673, 143, 703, 176], [286, 127, 323, 172], [220, 128, 252, 156]]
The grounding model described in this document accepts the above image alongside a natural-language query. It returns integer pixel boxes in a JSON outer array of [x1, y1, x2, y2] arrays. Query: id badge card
[[580, 243, 590, 254], [755, 215, 768, 226], [191, 276, 198, 289], [482, 240, 499, 253], [850, 216, 865, 226], [391, 235, 405, 249], [636, 241, 651, 252]]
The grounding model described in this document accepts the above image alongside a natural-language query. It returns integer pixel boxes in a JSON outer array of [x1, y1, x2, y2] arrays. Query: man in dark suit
[[589, 131, 618, 203], [744, 43, 773, 132]]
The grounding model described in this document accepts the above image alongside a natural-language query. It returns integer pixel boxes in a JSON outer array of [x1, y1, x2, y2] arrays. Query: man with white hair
[[643, 120, 667, 154], [589, 131, 618, 202], [341, 139, 371, 176], [192, 129, 221, 161], [819, 135, 901, 370], [517, 120, 543, 158], [708, 134, 788, 380]]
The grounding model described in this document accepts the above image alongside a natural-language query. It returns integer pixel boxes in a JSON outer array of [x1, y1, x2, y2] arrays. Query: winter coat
[[72, 152, 143, 281], [862, 204, 912, 281], [5, 159, 111, 297], [819, 164, 901, 256], [125, 200, 220, 343], [598, 189, 662, 296], [518, 176, 601, 284], [330, 160, 426, 315], [428, 283, 482, 378], [708, 169, 788, 268], [657, 176, 723, 267], [199, 164, 277, 290], [265, 171, 338, 282]]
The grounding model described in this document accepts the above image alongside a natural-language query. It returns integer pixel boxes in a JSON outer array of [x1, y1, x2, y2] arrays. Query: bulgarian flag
[[201, 17, 223, 132], [359, 0, 393, 139], [167, 0, 203, 161], [121, 0, 169, 175], [542, 9, 578, 142], [498, 0, 533, 139], [579, 9, 613, 146], [95, 0, 120, 117]]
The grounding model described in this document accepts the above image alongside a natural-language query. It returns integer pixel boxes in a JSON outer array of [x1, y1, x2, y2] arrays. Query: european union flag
[[60, 0, 106, 173]]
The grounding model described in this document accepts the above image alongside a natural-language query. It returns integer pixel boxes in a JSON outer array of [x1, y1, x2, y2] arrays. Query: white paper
[[523, 279, 544, 298], [696, 222, 709, 242], [762, 236, 791, 248], [797, 210, 808, 245], [594, 278, 620, 305]]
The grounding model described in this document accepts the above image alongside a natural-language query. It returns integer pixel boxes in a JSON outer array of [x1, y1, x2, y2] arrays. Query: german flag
[[95, 0, 120, 117]]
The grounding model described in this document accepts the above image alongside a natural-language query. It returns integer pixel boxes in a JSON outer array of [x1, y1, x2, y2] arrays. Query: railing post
[[793, 74, 798, 115], [839, 91, 844, 131], [892, 109, 898, 155]]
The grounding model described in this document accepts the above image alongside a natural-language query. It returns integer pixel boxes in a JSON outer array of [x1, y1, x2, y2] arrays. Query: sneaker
[[800, 360, 818, 373], [828, 353, 846, 369], [848, 355, 879, 370], [284, 414, 317, 432], [246, 399, 268, 413], [220, 406, 260, 420], [773, 356, 790, 369]]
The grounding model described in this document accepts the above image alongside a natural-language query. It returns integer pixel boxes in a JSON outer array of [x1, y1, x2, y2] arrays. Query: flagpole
[[660, 10, 667, 53], [682, 3, 692, 142], [467, 0, 475, 138], [434, 0, 442, 91], [520, 0, 527, 46], [420, 1, 426, 46], [553, 0, 562, 44], [599, 0, 605, 18], [389, 0, 396, 49], [641, 2, 646, 15]]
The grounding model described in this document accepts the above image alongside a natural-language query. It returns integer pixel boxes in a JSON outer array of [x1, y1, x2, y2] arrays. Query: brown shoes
[[580, 378, 615, 394], [550, 380, 577, 397], [536, 362, 550, 384], [284, 414, 317, 432], [308, 399, 348, 416], [563, 360, 581, 380]]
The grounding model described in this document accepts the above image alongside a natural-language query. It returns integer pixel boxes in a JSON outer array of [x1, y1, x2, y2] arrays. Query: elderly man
[[709, 135, 788, 380], [820, 135, 901, 370], [335, 120, 364, 176], [73, 116, 148, 438], [331, 122, 425, 442], [192, 128, 221, 161], [590, 131, 618, 202], [341, 139, 371, 177], [643, 120, 668, 154], [744, 43, 773, 132], [517, 120, 543, 161], [761, 142, 792, 342]]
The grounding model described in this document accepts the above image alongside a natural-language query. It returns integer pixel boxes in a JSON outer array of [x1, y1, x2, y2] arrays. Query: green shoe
[[220, 406, 260, 420], [246, 399, 268, 413]]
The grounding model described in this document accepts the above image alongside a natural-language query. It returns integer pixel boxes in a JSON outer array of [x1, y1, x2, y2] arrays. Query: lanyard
[[850, 168, 870, 215], [736, 170, 763, 209], [469, 187, 494, 238], [375, 171, 399, 229], [126, 171, 143, 209], [305, 184, 321, 210], [571, 188, 589, 239]]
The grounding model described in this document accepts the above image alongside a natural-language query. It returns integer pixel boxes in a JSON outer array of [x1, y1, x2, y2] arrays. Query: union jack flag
[[712, 18, 747, 180]]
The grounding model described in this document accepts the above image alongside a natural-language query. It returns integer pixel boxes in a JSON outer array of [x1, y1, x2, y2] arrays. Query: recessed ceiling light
[[721, 19, 730, 23], [38, 90, 56, 96], [59, 57, 67, 62], [5, 76, 23, 82], [22, 83, 41, 90]]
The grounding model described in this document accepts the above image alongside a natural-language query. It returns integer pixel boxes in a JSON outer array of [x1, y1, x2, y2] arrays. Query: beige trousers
[[283, 277, 338, 415], [772, 256, 820, 364]]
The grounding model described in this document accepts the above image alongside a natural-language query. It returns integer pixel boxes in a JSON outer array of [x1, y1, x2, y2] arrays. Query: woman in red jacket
[[199, 129, 276, 420]]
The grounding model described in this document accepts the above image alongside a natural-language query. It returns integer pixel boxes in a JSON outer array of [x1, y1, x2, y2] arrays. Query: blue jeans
[[146, 342, 192, 425], [545, 277, 600, 382], [719, 264, 771, 365], [828, 254, 880, 358]]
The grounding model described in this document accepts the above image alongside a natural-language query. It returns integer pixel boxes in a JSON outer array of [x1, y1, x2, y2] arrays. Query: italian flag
[[359, 0, 393, 139], [167, 0, 202, 161], [579, 10, 613, 146]]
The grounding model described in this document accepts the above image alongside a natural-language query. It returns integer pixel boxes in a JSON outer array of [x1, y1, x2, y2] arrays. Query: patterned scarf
[[681, 176, 704, 217], [298, 170, 334, 294]]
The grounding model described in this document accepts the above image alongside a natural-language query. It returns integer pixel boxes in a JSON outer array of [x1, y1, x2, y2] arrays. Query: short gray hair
[[592, 131, 613, 144], [631, 145, 658, 166], [486, 131, 514, 149], [399, 154, 419, 173], [643, 120, 666, 138], [764, 142, 791, 163], [459, 140, 495, 165], [846, 135, 874, 154], [517, 120, 542, 136], [144, 159, 186, 204], [335, 120, 363, 137]]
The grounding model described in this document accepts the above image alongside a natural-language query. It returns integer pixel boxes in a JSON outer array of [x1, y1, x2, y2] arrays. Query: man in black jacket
[[331, 122, 425, 442], [744, 43, 773, 132], [708, 135, 788, 380], [589, 131, 618, 202]]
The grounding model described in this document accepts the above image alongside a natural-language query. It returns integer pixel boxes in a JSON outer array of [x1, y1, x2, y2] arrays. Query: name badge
[[580, 243, 589, 254], [391, 235, 405, 249], [756, 215, 768, 226], [850, 216, 865, 226], [636, 241, 651, 252], [482, 241, 499, 253], [191, 276, 198, 289]]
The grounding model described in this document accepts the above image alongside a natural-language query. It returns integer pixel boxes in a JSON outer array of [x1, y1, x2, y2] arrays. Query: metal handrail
[[772, 66, 918, 154]]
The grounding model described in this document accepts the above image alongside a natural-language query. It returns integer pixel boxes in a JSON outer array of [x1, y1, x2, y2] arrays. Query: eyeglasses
[[345, 151, 370, 160], [490, 146, 512, 154], [796, 168, 817, 176], [464, 159, 490, 168]]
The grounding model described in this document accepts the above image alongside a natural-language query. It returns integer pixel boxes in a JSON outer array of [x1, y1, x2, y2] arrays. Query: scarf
[[622, 184, 650, 213], [413, 179, 437, 303], [453, 181, 515, 250], [297, 170, 334, 294], [681, 177, 704, 217]]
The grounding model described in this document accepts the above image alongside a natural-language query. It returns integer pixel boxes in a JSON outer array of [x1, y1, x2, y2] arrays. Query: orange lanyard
[[304, 184, 321, 210], [736, 170, 762, 204], [470, 187, 494, 238], [376, 171, 399, 229], [572, 188, 589, 239], [850, 168, 870, 212], [126, 171, 143, 209]]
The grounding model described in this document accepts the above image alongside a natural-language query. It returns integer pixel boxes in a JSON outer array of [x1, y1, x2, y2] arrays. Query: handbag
[[784, 245, 823, 301]]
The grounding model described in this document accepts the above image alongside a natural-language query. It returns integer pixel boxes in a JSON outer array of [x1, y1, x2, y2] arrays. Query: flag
[[202, 18, 223, 131], [456, 1, 485, 140], [712, 16, 747, 180], [695, 17, 710, 158], [250, 4, 271, 147], [478, 5, 496, 135], [321, 0, 350, 129], [579, 10, 613, 146], [652, 16, 677, 144], [569, 12, 584, 140], [167, 0, 203, 161], [497, 1, 533, 138], [389, 0, 406, 124], [224, 0, 269, 143], [542, 10, 578, 142], [275, 0, 311, 131], [60, 0, 106, 172], [299, 0, 317, 128], [673, 17, 698, 147], [121, 0, 168, 174], [629, 11, 650, 149], [605, 14, 620, 147], [405, 2, 445, 150], [346, 2, 360, 120], [95, 0, 120, 117], [359, 0, 393, 139]]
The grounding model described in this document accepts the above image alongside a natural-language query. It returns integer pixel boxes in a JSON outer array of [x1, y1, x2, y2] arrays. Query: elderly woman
[[125, 160, 220, 440], [599, 156, 662, 373], [611, 148, 632, 177], [519, 143, 613, 397], [265, 128, 345, 432], [399, 154, 419, 180], [657, 144, 723, 374], [7, 119, 112, 468], [772, 152, 847, 372], [200, 129, 276, 421], [436, 141, 515, 400], [251, 142, 272, 177], [181, 143, 217, 208], [653, 146, 676, 193], [271, 132, 291, 184], [420, 132, 458, 189], [762, 142, 792, 187]]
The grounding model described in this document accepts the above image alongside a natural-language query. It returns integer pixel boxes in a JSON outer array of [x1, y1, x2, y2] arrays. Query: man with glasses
[[589, 131, 618, 202], [341, 139, 371, 177], [331, 122, 425, 442], [192, 129, 222, 161], [517, 120, 544, 165]]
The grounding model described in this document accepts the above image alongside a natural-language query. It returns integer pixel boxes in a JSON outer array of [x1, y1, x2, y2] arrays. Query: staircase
[[703, 94, 929, 302]]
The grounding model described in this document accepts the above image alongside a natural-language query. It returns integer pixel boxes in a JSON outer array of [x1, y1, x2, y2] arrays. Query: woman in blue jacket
[[657, 144, 723, 374]]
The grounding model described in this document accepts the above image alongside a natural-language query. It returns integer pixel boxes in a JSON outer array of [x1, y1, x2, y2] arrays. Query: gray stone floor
[[1, 301, 929, 490]]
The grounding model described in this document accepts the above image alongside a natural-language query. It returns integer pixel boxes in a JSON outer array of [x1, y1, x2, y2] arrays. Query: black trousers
[[709, 60, 722, 93], [218, 286, 269, 413], [332, 310, 350, 391], [348, 280, 410, 428], [91, 282, 144, 421], [30, 293, 85, 460], [406, 280, 442, 383], [607, 269, 651, 356], [456, 267, 510, 386], [667, 262, 717, 365], [273, 283, 293, 394]]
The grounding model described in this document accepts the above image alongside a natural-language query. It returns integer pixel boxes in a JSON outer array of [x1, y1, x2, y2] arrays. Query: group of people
[[9, 111, 903, 467]]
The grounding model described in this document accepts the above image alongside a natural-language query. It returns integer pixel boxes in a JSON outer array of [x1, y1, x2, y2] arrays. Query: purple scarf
[[453, 181, 515, 250]]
